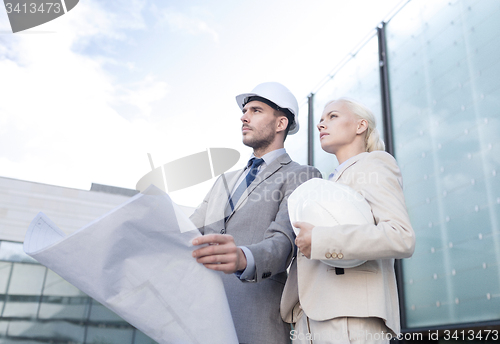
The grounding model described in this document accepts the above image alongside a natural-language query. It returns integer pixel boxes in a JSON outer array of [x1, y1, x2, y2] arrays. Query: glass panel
[[0, 262, 12, 294], [37, 268, 90, 321], [8, 263, 46, 295], [0, 241, 37, 264], [89, 300, 126, 323], [4, 320, 85, 342], [86, 326, 134, 344], [2, 299, 39, 318], [134, 330, 159, 344], [0, 339, 43, 344], [286, 101, 309, 165], [387, 0, 500, 328], [0, 320, 8, 336], [313, 33, 383, 176], [1, 263, 46, 318], [43, 269, 86, 297], [38, 296, 90, 320]]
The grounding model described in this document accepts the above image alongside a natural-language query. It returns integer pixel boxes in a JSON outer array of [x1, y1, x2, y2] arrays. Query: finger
[[295, 240, 302, 250], [196, 253, 237, 265], [295, 230, 304, 241], [192, 234, 233, 246], [202, 262, 237, 274], [192, 243, 237, 258], [294, 221, 314, 229]]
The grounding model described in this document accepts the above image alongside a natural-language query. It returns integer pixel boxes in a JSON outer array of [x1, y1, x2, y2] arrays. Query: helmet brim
[[235, 93, 299, 135]]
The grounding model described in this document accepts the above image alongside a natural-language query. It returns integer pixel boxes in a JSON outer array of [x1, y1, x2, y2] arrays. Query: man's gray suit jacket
[[190, 153, 321, 344]]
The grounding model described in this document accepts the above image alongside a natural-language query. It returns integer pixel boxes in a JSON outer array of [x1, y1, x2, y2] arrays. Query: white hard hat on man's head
[[235, 82, 300, 135]]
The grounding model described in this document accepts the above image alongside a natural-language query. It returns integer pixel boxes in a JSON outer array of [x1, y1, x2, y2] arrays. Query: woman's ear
[[356, 119, 368, 135]]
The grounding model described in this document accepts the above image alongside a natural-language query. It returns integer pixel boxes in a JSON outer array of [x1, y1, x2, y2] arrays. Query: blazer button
[[325, 252, 332, 259], [331, 252, 337, 259], [220, 228, 226, 234], [337, 253, 344, 259]]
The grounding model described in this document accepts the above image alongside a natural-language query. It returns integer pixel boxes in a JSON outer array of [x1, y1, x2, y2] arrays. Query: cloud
[[0, 0, 170, 191], [113, 75, 170, 120], [153, 5, 220, 44], [71, 0, 147, 40]]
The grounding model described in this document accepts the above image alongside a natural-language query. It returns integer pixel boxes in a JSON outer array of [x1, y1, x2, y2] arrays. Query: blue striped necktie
[[227, 158, 264, 214]]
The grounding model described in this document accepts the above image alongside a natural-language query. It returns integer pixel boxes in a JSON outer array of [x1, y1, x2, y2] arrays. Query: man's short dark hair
[[244, 96, 295, 140]]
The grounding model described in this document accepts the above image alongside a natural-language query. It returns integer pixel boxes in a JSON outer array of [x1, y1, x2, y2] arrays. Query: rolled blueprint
[[23, 186, 238, 344]]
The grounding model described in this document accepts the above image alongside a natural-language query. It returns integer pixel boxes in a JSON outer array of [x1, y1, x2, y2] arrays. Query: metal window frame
[[376, 22, 412, 333], [307, 93, 315, 166]]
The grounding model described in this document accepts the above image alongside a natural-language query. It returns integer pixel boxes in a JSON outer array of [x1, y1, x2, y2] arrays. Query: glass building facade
[[287, 0, 500, 334], [388, 0, 500, 330], [0, 241, 156, 343]]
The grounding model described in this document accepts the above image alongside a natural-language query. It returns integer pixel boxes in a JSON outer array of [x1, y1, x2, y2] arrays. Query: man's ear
[[356, 119, 368, 135], [276, 116, 288, 134]]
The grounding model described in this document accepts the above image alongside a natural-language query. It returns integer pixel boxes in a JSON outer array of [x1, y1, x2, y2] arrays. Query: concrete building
[[0, 176, 155, 343]]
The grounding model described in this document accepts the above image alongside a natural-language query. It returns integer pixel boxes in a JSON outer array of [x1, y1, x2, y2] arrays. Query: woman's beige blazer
[[281, 151, 416, 335]]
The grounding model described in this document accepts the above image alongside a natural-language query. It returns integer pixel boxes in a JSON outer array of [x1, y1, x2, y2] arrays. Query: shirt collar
[[248, 148, 286, 168], [330, 154, 361, 179]]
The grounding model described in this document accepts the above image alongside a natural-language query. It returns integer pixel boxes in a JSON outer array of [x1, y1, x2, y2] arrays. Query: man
[[190, 82, 321, 344]]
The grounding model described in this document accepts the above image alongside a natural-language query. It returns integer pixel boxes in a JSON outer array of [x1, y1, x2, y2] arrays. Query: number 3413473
[[442, 329, 498, 341], [5, 2, 62, 14]]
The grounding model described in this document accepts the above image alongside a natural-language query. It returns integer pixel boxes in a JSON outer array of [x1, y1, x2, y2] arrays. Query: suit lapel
[[226, 153, 291, 222], [332, 152, 367, 182], [207, 170, 243, 227], [223, 169, 245, 198]]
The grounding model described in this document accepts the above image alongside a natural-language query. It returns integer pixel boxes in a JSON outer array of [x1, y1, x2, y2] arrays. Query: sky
[[0, 0, 404, 206]]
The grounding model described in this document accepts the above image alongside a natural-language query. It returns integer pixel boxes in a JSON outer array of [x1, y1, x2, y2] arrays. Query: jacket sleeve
[[247, 166, 322, 282], [311, 152, 415, 261]]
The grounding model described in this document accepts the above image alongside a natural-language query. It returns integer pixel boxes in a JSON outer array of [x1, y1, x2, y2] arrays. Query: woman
[[281, 98, 415, 344]]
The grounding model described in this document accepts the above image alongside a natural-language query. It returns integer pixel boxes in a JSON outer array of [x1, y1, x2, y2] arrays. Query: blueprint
[[23, 186, 238, 344]]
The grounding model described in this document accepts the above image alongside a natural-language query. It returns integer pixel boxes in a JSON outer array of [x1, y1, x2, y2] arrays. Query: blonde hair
[[325, 97, 385, 152]]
